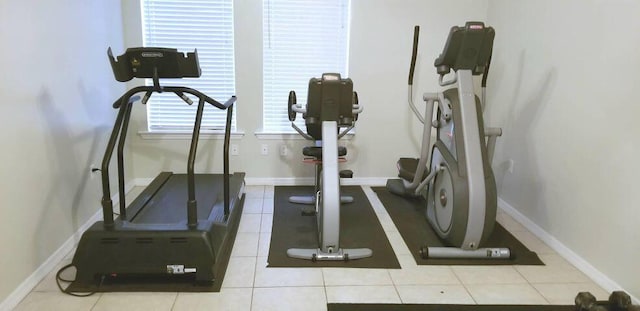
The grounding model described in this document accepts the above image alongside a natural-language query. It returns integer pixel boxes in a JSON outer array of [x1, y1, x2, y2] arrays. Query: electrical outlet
[[280, 145, 288, 156], [261, 144, 269, 155], [507, 159, 514, 173], [231, 144, 239, 156]]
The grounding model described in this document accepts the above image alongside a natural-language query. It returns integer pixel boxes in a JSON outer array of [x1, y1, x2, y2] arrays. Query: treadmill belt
[[128, 174, 224, 224]]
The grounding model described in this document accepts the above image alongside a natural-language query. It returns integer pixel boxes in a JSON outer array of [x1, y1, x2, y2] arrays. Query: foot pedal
[[339, 170, 353, 178], [397, 158, 420, 181], [301, 207, 316, 216]]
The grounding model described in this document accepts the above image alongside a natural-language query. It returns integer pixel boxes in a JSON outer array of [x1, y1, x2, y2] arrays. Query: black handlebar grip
[[353, 91, 359, 121], [408, 25, 420, 85], [482, 49, 492, 88], [288, 91, 297, 121]]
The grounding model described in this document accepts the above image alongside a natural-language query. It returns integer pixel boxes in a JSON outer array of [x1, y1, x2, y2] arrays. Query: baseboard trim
[[246, 177, 390, 186], [0, 181, 136, 311], [498, 198, 639, 304], [135, 177, 391, 187], [134, 177, 154, 186]]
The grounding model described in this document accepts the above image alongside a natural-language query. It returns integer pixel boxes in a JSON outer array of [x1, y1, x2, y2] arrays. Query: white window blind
[[142, 0, 236, 132], [262, 0, 350, 133]]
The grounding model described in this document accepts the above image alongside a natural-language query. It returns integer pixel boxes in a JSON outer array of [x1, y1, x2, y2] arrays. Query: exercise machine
[[386, 22, 510, 260], [287, 79, 357, 205], [69, 47, 245, 287], [286, 73, 371, 261]]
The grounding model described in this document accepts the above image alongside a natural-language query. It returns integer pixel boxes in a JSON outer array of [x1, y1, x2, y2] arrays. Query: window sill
[[254, 130, 354, 140], [138, 130, 245, 140]]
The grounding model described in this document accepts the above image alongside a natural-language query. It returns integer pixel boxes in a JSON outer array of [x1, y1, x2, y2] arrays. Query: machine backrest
[[304, 73, 355, 140], [434, 21, 494, 76]]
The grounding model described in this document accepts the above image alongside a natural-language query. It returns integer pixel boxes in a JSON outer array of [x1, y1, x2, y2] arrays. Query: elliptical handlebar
[[408, 26, 420, 85], [407, 26, 426, 124]]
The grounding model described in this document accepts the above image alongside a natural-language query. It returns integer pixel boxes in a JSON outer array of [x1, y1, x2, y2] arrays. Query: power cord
[[55, 263, 103, 297]]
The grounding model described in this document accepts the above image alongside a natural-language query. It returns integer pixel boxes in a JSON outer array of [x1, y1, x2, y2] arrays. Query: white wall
[[3, 0, 638, 305], [486, 0, 640, 300], [121, 0, 489, 181], [0, 0, 126, 305]]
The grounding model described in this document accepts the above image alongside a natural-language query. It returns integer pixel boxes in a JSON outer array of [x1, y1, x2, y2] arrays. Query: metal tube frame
[[186, 98, 206, 228], [99, 82, 236, 230]]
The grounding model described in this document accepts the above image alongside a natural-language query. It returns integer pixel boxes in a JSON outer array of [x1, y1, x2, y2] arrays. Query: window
[[262, 0, 351, 133], [142, 0, 236, 132]]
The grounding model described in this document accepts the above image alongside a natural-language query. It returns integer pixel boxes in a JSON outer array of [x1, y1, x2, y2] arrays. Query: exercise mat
[[328, 303, 574, 311], [268, 186, 400, 268], [372, 187, 543, 265]]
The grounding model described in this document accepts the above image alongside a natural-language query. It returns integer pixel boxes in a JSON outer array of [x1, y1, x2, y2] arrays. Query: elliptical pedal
[[339, 170, 353, 178]]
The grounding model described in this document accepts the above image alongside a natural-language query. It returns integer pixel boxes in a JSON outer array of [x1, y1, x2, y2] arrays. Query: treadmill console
[[434, 21, 495, 75], [108, 47, 202, 82]]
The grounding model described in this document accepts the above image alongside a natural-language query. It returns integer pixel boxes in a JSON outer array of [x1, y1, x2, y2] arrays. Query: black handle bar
[[408, 25, 420, 85], [113, 85, 236, 110]]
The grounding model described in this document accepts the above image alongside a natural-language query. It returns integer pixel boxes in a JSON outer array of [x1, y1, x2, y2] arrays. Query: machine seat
[[303, 146, 347, 159]]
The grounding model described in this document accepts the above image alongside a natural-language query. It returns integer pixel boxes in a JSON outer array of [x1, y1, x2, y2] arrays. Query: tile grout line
[[169, 292, 179, 311], [322, 268, 329, 305], [250, 250, 260, 311], [388, 268, 405, 304], [367, 185, 423, 304], [450, 266, 478, 305], [513, 261, 545, 299], [504, 220, 555, 305], [248, 193, 264, 311], [89, 293, 103, 311]]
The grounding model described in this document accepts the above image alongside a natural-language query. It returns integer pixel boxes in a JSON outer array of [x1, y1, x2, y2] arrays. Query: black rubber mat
[[372, 187, 543, 265], [328, 303, 575, 311], [268, 186, 400, 268]]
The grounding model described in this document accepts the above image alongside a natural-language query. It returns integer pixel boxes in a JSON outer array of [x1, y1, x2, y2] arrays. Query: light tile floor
[[14, 185, 609, 310]]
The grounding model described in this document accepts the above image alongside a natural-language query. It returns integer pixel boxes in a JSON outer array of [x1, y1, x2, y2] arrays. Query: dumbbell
[[575, 292, 597, 311], [574, 292, 609, 311], [610, 291, 631, 311], [609, 291, 640, 311]]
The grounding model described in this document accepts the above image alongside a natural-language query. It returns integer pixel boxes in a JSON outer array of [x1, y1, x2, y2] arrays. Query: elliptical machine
[[286, 73, 371, 261], [386, 22, 510, 260]]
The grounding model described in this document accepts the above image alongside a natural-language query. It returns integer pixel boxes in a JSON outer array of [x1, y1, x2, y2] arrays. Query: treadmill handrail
[[113, 85, 237, 111], [101, 86, 237, 228]]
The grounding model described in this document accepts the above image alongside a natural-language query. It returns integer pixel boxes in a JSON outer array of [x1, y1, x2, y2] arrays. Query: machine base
[[71, 173, 245, 286], [287, 247, 373, 261], [420, 246, 511, 259], [288, 195, 354, 205]]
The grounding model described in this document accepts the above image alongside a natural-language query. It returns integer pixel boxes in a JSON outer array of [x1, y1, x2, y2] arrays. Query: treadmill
[[71, 47, 245, 287]]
